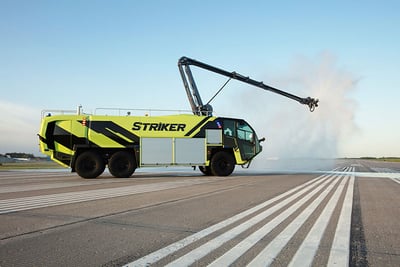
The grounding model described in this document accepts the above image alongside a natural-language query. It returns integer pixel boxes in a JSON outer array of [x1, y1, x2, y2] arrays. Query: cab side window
[[223, 120, 236, 137]]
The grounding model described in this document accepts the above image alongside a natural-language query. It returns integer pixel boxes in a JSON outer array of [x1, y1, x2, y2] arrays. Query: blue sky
[[1, 0, 399, 158]]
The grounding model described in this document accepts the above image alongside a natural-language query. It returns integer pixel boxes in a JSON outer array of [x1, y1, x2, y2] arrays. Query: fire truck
[[38, 57, 318, 178]]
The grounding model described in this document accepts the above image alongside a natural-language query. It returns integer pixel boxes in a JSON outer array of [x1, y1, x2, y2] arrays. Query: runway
[[0, 159, 399, 266]]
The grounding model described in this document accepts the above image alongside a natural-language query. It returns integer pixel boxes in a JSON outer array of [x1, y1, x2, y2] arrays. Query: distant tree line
[[360, 156, 400, 162]]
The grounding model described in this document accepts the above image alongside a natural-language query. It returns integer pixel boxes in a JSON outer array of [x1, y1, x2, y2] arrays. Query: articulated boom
[[178, 56, 319, 116]]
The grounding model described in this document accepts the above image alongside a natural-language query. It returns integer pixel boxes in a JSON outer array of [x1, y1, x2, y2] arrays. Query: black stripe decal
[[88, 121, 140, 146], [184, 117, 210, 137], [53, 124, 89, 150]]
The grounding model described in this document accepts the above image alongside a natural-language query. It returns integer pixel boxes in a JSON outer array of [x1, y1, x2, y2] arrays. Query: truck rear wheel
[[75, 151, 105, 179], [210, 151, 235, 176], [108, 151, 136, 178]]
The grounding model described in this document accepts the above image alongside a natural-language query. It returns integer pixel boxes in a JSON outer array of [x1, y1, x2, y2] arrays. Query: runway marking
[[0, 180, 126, 193], [166, 174, 335, 267], [247, 168, 354, 267], [328, 171, 355, 266], [390, 178, 400, 185], [126, 168, 357, 267], [0, 171, 74, 180], [126, 172, 335, 267], [355, 172, 400, 179], [0, 177, 228, 214], [208, 169, 348, 267], [289, 168, 352, 266], [371, 167, 397, 173]]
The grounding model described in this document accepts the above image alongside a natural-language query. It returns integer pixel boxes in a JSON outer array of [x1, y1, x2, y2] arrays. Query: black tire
[[75, 151, 105, 179], [108, 151, 136, 178], [210, 151, 235, 176], [199, 166, 212, 176]]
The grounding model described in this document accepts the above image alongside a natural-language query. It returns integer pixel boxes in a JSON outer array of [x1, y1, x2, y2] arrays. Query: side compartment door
[[141, 138, 173, 165], [175, 138, 206, 165], [140, 138, 206, 166]]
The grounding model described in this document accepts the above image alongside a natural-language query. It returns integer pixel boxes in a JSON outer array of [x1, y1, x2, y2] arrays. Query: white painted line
[[209, 170, 347, 267], [289, 170, 350, 266], [355, 172, 400, 179], [126, 173, 333, 267], [0, 172, 74, 180], [0, 180, 119, 193], [164, 174, 335, 267], [246, 167, 351, 267], [371, 167, 395, 173], [0, 178, 222, 214], [390, 178, 400, 185], [327, 168, 355, 267]]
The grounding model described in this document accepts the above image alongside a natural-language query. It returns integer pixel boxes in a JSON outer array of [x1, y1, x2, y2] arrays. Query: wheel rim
[[75, 151, 105, 179], [211, 151, 235, 176], [109, 151, 136, 178]]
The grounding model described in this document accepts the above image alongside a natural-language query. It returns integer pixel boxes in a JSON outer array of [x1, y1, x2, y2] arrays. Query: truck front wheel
[[199, 166, 212, 176], [75, 151, 105, 179], [108, 151, 136, 178], [210, 151, 235, 176]]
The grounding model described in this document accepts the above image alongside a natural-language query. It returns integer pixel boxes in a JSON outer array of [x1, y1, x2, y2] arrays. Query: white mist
[[225, 52, 359, 171]]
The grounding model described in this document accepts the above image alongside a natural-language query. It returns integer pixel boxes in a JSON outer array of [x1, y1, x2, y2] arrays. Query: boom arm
[[178, 56, 319, 116]]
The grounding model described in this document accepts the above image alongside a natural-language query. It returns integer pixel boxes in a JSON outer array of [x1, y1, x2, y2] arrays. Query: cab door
[[236, 120, 258, 160], [221, 119, 259, 161]]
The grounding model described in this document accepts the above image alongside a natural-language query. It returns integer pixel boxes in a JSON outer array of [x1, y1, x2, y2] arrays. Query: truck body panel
[[39, 113, 261, 177]]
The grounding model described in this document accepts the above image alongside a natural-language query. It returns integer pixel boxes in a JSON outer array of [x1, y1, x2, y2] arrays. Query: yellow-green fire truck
[[38, 57, 318, 178]]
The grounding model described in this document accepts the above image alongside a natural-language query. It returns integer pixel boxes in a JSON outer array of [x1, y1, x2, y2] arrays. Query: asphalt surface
[[0, 159, 399, 266]]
